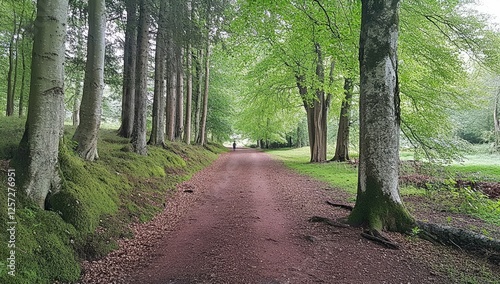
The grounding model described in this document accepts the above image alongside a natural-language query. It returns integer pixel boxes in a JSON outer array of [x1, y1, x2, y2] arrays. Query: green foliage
[[398, 0, 500, 161], [207, 48, 236, 142], [0, 0, 35, 116]]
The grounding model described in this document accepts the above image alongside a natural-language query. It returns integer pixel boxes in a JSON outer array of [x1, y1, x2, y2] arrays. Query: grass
[[267, 147, 358, 195], [0, 116, 227, 283], [266, 146, 500, 224]]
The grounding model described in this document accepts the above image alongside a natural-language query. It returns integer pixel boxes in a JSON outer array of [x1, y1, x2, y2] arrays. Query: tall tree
[[495, 87, 500, 151], [149, 0, 167, 146], [348, 0, 414, 232], [6, 4, 18, 116], [197, 43, 210, 146], [193, 48, 203, 142], [166, 32, 177, 142], [175, 46, 185, 141], [304, 42, 330, 162], [16, 0, 69, 208], [332, 77, 353, 162], [131, 0, 149, 155], [118, 0, 137, 138], [72, 0, 106, 161], [185, 43, 193, 144]]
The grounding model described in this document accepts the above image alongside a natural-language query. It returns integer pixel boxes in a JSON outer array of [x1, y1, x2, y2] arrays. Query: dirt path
[[81, 149, 449, 283]]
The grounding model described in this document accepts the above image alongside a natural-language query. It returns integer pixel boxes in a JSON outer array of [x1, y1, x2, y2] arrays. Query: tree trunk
[[72, 0, 106, 161], [297, 44, 329, 163], [175, 46, 185, 141], [332, 78, 353, 162], [197, 44, 210, 146], [149, 0, 167, 146], [184, 42, 193, 144], [348, 0, 414, 232], [194, 48, 203, 142], [6, 12, 16, 117], [16, 0, 68, 208], [166, 35, 177, 142], [72, 86, 81, 126], [131, 0, 149, 155], [18, 34, 27, 117], [71, 15, 86, 127], [118, 0, 137, 138], [494, 88, 500, 151], [11, 16, 22, 118]]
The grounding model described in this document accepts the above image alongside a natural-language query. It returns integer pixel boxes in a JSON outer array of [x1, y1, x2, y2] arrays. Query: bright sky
[[476, 0, 500, 25]]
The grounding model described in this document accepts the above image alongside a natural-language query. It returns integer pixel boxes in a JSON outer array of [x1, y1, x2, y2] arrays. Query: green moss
[[0, 208, 80, 284], [49, 145, 119, 234], [348, 176, 415, 232], [0, 116, 25, 159]]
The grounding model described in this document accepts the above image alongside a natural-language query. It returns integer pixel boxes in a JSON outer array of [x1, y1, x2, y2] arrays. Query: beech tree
[[149, 0, 167, 146], [332, 77, 353, 162], [72, 0, 106, 161], [348, 0, 414, 232], [118, 0, 137, 138], [495, 88, 500, 151], [131, 0, 149, 155], [175, 46, 185, 141], [17, 0, 69, 208]]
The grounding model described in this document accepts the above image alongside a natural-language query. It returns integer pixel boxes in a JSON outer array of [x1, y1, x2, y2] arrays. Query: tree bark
[[184, 42, 193, 144], [6, 10, 17, 117], [18, 33, 27, 117], [149, 0, 167, 146], [11, 12, 23, 118], [197, 44, 210, 146], [16, 0, 68, 208], [194, 48, 203, 143], [296, 44, 330, 163], [348, 0, 414, 232], [175, 46, 185, 141], [131, 0, 149, 155], [494, 88, 500, 151], [72, 0, 106, 161], [166, 34, 177, 142], [332, 78, 353, 162], [118, 0, 137, 138]]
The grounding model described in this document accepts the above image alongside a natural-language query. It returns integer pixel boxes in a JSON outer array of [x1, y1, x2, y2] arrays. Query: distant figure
[[233, 141, 236, 151]]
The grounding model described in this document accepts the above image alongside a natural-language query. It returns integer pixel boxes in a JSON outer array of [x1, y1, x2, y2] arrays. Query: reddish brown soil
[[79, 149, 498, 284]]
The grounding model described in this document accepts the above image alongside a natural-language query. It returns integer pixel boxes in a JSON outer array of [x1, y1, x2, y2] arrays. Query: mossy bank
[[0, 116, 227, 284]]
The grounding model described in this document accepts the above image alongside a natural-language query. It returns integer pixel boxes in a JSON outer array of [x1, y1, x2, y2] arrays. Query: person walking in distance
[[233, 141, 236, 151]]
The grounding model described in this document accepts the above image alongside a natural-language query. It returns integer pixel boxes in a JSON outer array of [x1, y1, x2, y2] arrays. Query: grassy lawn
[[447, 152, 500, 181], [266, 147, 358, 196]]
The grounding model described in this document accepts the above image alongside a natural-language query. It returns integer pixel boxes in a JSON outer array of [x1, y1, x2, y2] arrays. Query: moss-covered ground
[[0, 116, 226, 283]]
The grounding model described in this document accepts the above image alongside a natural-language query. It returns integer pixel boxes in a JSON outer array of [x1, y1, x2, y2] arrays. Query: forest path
[[82, 148, 444, 283]]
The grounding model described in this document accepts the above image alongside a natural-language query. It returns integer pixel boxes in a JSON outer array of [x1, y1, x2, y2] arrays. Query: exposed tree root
[[325, 201, 353, 211], [308, 216, 349, 228], [417, 221, 500, 265], [361, 229, 399, 250]]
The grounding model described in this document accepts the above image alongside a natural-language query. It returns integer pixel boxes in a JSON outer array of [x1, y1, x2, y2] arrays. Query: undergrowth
[[0, 116, 226, 283]]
